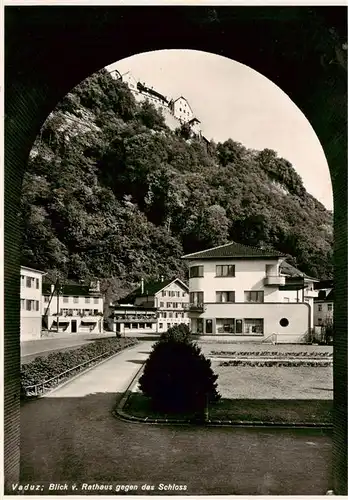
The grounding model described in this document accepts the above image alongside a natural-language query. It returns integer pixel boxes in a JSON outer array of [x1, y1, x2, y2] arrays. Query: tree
[[139, 333, 220, 415]]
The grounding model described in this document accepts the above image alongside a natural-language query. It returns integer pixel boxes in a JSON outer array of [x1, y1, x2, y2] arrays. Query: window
[[85, 297, 90, 304], [216, 265, 235, 277], [44, 296, 49, 302], [318, 305, 322, 311], [182, 292, 186, 297], [159, 323, 163, 329], [21, 299, 25, 310], [173, 302, 178, 308], [216, 318, 235, 333], [131, 323, 138, 329], [189, 266, 204, 278], [244, 318, 264, 334], [265, 264, 273, 275], [73, 297, 79, 303], [169, 312, 173, 318], [244, 291, 264, 303], [162, 291, 166, 297], [26, 277, 32, 288], [93, 309, 98, 315], [63, 297, 69, 303], [163, 312, 167, 319], [124, 323, 130, 329], [146, 323, 152, 328], [318, 318, 323, 324], [160, 302, 164, 307], [328, 304, 333, 311], [21, 275, 25, 287], [216, 291, 235, 303], [36, 301, 40, 311], [176, 291, 180, 297], [36, 278, 39, 289], [175, 312, 178, 318], [190, 291, 204, 304], [26, 300, 32, 311], [93, 298, 99, 304]]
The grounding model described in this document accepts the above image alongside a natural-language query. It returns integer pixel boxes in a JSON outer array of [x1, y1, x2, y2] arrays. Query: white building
[[20, 266, 46, 341], [42, 280, 104, 334], [181, 242, 318, 343], [314, 288, 334, 327], [111, 304, 158, 336], [113, 277, 190, 335], [169, 96, 194, 123]]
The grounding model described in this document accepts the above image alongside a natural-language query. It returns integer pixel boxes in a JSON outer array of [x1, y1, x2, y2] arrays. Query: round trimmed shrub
[[139, 333, 220, 414]]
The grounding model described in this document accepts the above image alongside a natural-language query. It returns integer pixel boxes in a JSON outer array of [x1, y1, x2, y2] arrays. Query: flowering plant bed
[[219, 359, 332, 367], [21, 337, 138, 398], [123, 393, 332, 425], [211, 350, 332, 358]]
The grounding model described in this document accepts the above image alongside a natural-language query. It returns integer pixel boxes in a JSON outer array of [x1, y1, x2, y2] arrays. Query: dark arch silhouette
[[5, 6, 347, 494]]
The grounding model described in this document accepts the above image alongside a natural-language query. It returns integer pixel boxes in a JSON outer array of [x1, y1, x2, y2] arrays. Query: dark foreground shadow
[[18, 392, 333, 495]]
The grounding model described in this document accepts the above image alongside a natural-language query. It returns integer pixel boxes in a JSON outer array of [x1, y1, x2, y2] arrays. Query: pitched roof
[[315, 289, 334, 302], [42, 282, 102, 297], [280, 261, 318, 281], [120, 278, 189, 303], [181, 241, 286, 260]]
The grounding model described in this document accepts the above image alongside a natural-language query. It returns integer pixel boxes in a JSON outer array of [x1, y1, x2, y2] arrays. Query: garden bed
[[211, 350, 332, 358], [21, 337, 138, 398]]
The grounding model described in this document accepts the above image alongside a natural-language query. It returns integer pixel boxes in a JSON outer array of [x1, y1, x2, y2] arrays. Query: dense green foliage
[[139, 331, 220, 414], [21, 68, 333, 303], [160, 323, 191, 343], [21, 337, 137, 395]]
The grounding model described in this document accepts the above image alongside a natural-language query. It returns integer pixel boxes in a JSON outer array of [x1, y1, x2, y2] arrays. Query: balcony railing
[[264, 275, 286, 286], [183, 303, 205, 313], [113, 316, 157, 323]]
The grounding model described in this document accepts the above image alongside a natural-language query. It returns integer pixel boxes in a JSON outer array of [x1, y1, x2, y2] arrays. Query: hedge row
[[219, 360, 333, 367], [21, 337, 138, 394], [211, 350, 332, 358]]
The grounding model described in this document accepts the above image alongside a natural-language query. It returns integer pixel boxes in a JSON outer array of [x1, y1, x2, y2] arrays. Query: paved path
[[20, 341, 333, 495]]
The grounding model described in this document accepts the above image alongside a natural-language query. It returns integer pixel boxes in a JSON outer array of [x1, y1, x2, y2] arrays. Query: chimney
[[141, 278, 144, 294]]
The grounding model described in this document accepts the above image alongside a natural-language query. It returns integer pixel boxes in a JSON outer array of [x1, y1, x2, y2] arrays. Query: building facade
[[20, 266, 46, 341], [314, 289, 334, 327], [42, 280, 104, 334], [114, 277, 190, 334], [182, 242, 318, 343], [111, 304, 158, 336]]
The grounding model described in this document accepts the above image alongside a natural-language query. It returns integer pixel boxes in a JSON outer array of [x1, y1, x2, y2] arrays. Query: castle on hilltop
[[110, 69, 205, 139]]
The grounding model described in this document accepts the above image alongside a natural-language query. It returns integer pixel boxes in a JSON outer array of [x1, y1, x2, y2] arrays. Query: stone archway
[[5, 6, 347, 494]]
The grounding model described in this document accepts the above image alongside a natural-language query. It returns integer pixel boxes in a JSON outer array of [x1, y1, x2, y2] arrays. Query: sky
[[106, 49, 333, 210]]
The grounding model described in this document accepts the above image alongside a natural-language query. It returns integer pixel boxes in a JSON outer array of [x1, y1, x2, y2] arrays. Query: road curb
[[26, 341, 140, 399], [114, 362, 333, 430]]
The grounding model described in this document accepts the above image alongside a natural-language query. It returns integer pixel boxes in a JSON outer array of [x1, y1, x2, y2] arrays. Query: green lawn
[[213, 363, 333, 400], [124, 393, 332, 424]]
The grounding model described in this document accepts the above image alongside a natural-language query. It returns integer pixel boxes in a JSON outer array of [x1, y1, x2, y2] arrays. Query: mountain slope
[[21, 68, 333, 301]]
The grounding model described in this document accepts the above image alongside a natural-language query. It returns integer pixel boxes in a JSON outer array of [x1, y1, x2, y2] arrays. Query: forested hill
[[21, 68, 333, 302]]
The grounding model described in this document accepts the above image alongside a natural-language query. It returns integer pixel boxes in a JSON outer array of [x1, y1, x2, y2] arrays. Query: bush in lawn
[[139, 335, 220, 414]]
